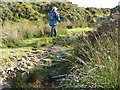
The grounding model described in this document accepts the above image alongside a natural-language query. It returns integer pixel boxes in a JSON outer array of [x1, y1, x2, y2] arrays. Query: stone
[[48, 49, 52, 52], [32, 48, 37, 51], [67, 26, 76, 29], [31, 51, 38, 54], [10, 51, 14, 53], [26, 66, 33, 69], [20, 68, 26, 71], [17, 59, 22, 61], [22, 56, 28, 59], [26, 61, 34, 66]]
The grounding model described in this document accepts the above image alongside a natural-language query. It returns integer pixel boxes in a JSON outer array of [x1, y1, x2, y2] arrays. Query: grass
[[0, 37, 52, 62], [67, 27, 93, 32], [1, 18, 92, 48], [66, 27, 93, 36], [60, 31, 118, 88], [1, 20, 50, 47], [0, 47, 32, 60], [2, 27, 93, 48], [1, 27, 93, 62], [1, 23, 118, 88], [0, 27, 92, 69]]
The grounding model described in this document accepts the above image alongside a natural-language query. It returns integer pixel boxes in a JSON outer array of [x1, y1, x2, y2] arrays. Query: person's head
[[52, 7, 58, 11]]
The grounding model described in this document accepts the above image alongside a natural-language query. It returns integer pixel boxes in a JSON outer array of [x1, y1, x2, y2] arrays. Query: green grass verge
[[0, 47, 32, 61], [1, 27, 92, 61], [67, 27, 93, 32], [66, 27, 93, 36]]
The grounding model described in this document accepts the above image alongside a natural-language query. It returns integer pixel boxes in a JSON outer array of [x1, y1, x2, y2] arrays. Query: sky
[[1, 0, 119, 8], [69, 0, 120, 8]]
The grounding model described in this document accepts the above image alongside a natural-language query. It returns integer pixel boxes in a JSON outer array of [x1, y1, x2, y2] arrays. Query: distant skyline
[[0, 0, 119, 8], [69, 0, 120, 8]]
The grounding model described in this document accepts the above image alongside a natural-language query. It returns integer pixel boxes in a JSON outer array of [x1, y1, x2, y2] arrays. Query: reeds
[[60, 20, 118, 88]]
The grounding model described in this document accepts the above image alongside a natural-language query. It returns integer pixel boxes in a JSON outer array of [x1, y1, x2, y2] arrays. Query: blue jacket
[[49, 10, 61, 26]]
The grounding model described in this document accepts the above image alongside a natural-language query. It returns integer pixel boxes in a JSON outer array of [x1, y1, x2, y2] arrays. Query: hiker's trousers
[[50, 25, 57, 37]]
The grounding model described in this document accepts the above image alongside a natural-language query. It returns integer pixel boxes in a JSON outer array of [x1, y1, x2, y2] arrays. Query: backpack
[[48, 12, 55, 20]]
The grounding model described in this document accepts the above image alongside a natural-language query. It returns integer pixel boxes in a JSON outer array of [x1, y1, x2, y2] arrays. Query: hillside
[[0, 2, 119, 89], [0, 2, 110, 48], [1, 2, 110, 23]]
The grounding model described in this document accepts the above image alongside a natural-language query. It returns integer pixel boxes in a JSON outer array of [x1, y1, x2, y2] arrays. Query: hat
[[52, 7, 58, 11]]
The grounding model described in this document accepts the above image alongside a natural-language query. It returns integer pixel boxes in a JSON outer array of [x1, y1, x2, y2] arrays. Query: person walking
[[48, 7, 61, 37]]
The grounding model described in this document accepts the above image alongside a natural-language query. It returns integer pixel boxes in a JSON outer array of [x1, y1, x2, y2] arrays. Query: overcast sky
[[69, 0, 120, 8]]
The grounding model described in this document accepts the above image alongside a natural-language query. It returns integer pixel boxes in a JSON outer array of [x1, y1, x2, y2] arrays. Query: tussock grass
[[1, 20, 71, 48], [60, 29, 118, 88], [1, 20, 50, 48]]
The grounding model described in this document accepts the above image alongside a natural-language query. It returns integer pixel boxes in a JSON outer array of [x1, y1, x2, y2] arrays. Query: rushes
[[1, 20, 50, 48], [1, 20, 69, 48], [60, 30, 118, 88]]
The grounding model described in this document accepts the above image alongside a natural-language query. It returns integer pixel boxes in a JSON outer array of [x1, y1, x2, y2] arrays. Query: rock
[[33, 46, 37, 48], [19, 68, 27, 72], [21, 63, 27, 68], [29, 57, 36, 61], [0, 70, 2, 75], [36, 50, 44, 54], [10, 51, 14, 53], [0, 77, 11, 88], [59, 60, 68, 63], [40, 59, 47, 62], [28, 55, 33, 57], [17, 59, 22, 61], [67, 26, 76, 29], [36, 55, 42, 59], [22, 56, 28, 59], [27, 52, 31, 55], [60, 58, 68, 61], [2, 70, 6, 75], [41, 59, 52, 65], [32, 48, 37, 51], [9, 67, 14, 71], [0, 76, 3, 87], [69, 36, 77, 40], [26, 61, 34, 66], [48, 49, 53, 52], [13, 56, 18, 59], [17, 58, 26, 62], [26, 66, 33, 69], [31, 51, 38, 54], [24, 50, 28, 52], [7, 64, 11, 67], [20, 49, 24, 52], [9, 57, 16, 60], [41, 43, 46, 47], [51, 60, 59, 63]]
